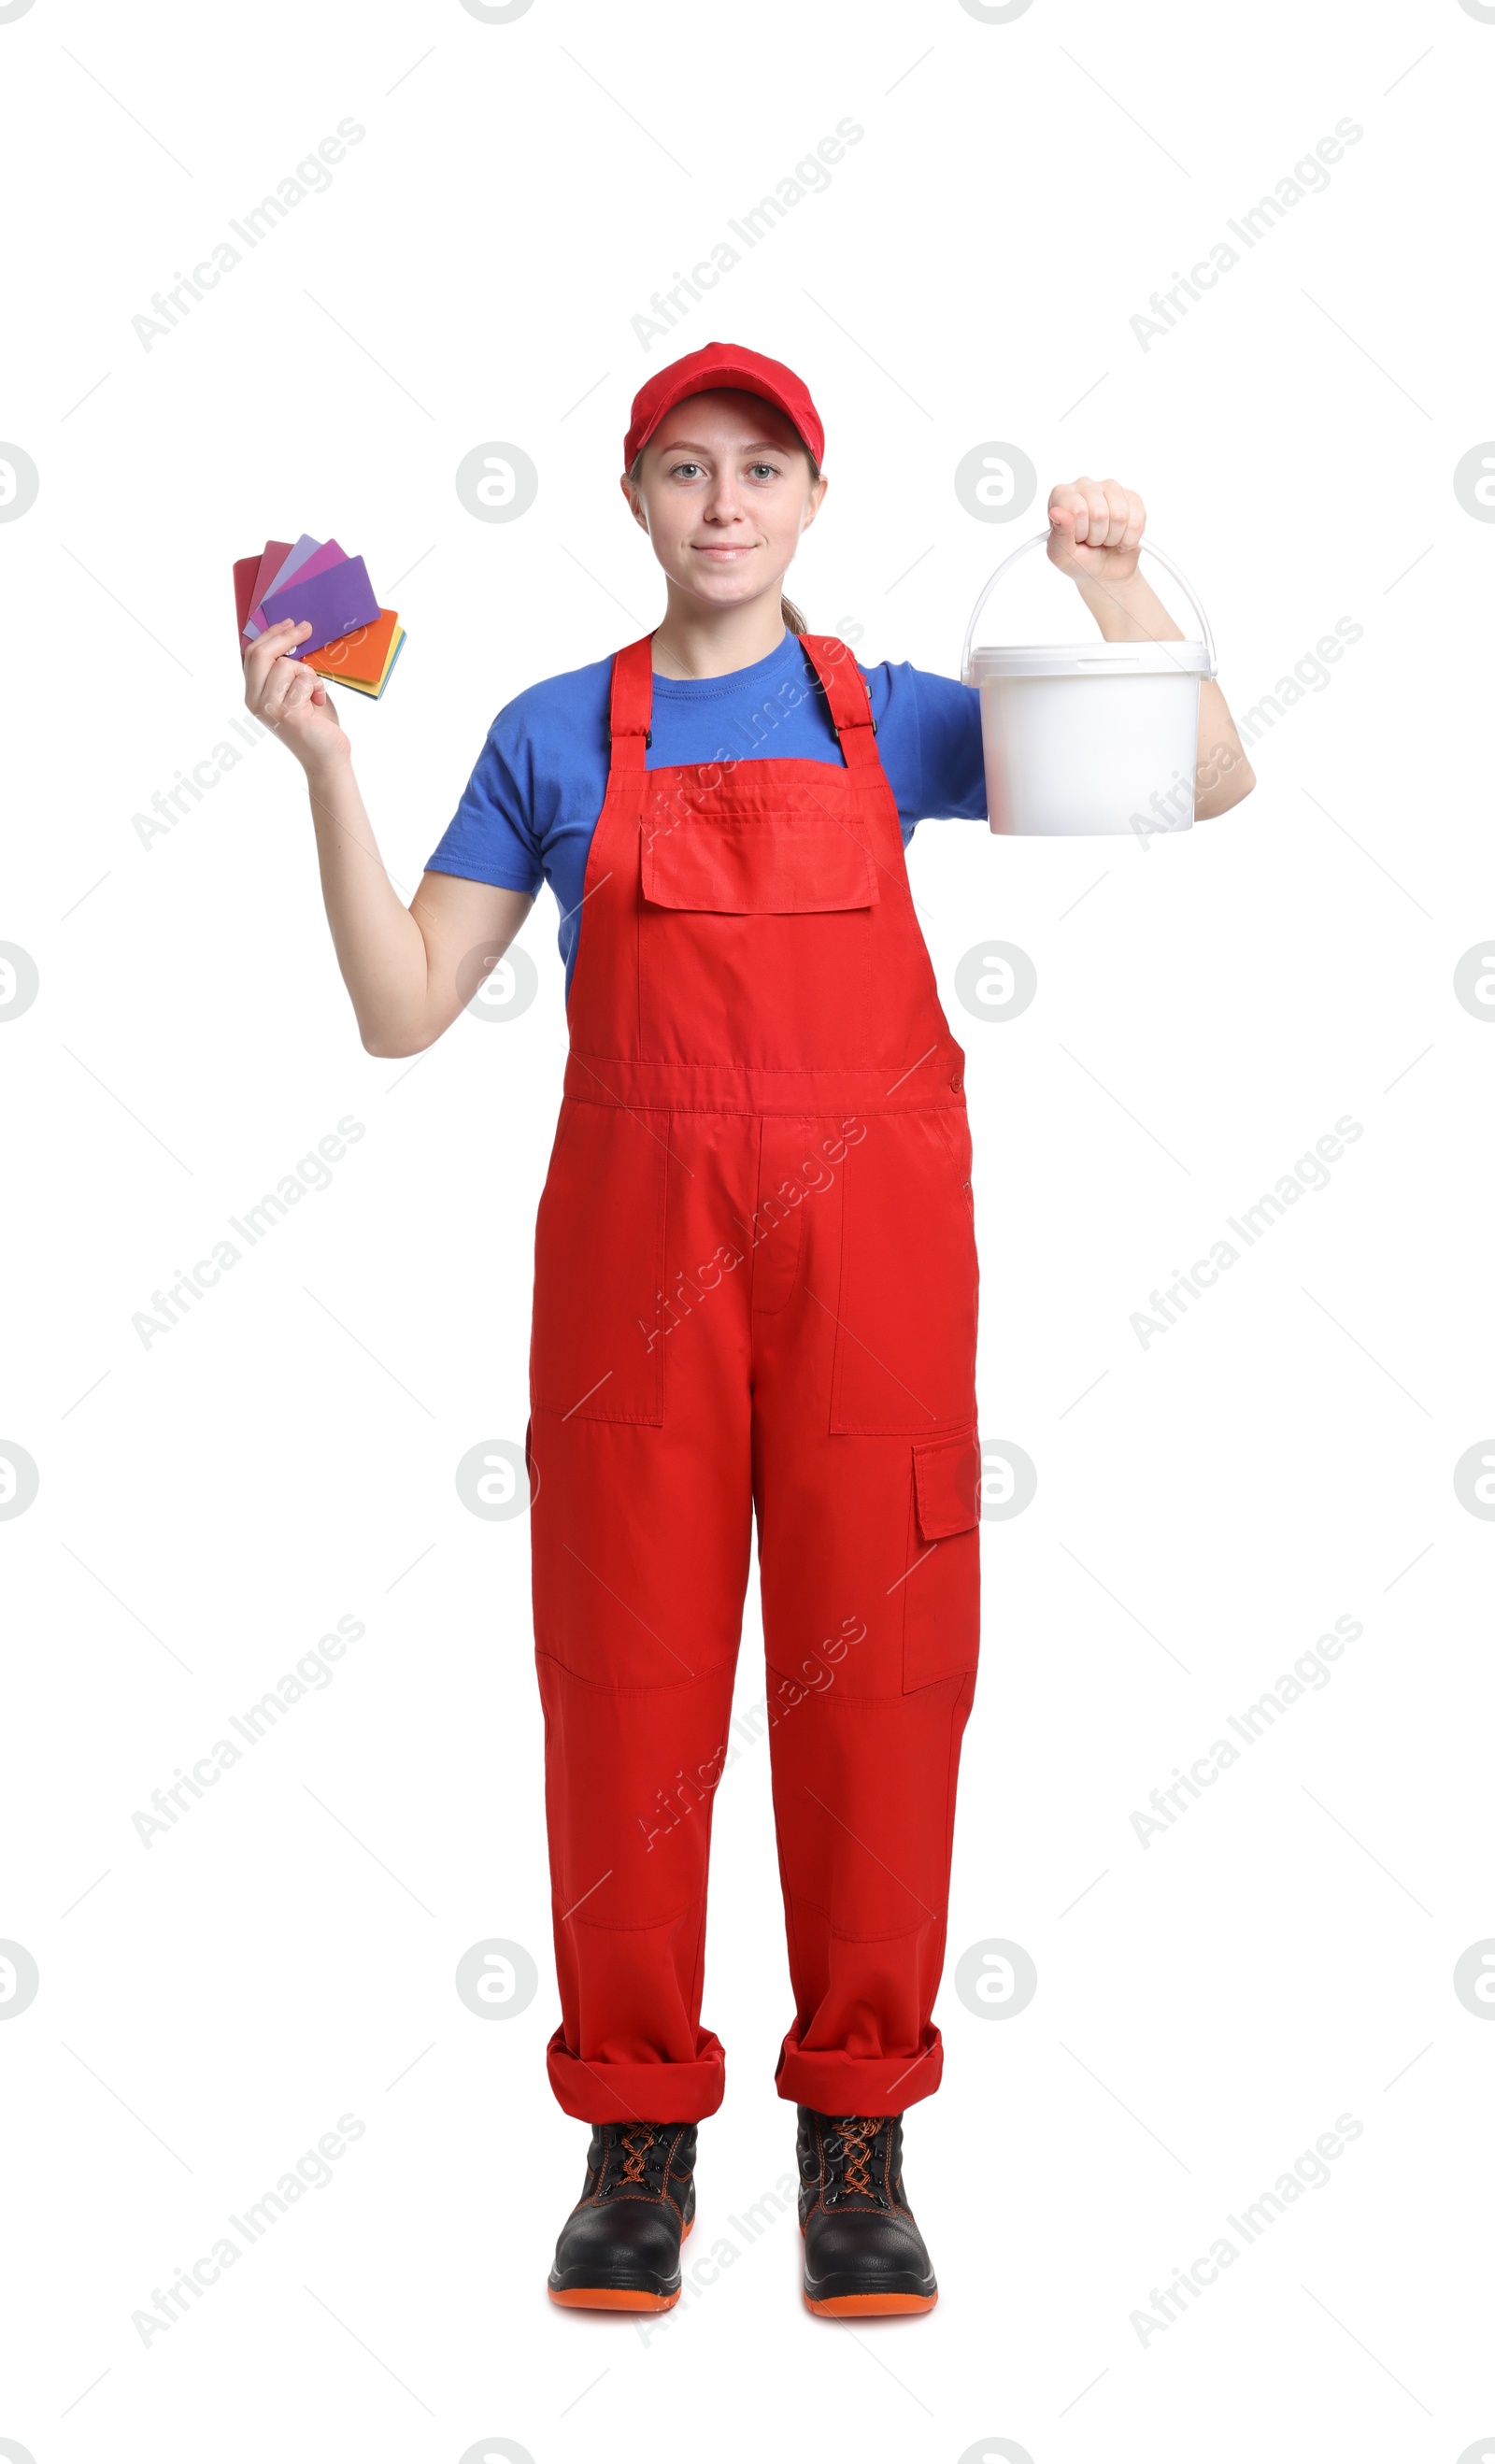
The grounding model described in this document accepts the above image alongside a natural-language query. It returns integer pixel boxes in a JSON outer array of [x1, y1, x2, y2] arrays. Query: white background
[[2, 0, 1492, 2458]]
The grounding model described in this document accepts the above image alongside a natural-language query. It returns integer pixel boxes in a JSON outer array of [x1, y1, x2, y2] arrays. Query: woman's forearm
[[244, 623, 533, 1057], [245, 617, 450, 1052], [1073, 566, 1256, 820], [301, 750, 435, 1052]]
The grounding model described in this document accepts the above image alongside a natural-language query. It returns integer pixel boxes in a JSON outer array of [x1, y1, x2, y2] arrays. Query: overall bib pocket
[[639, 815, 876, 1070]]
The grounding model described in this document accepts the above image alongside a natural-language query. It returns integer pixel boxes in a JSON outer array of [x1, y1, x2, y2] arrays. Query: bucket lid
[[968, 639, 1214, 680]]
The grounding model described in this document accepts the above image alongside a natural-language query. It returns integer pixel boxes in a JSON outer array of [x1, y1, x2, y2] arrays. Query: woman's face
[[622, 389, 827, 613]]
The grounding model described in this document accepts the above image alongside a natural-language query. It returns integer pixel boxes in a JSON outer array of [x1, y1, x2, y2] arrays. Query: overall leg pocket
[[531, 1100, 667, 1425], [902, 1427, 981, 1691], [828, 1110, 978, 1435]]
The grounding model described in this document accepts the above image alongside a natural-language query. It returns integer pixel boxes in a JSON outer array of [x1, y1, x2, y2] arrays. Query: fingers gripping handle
[[960, 531, 1217, 683]]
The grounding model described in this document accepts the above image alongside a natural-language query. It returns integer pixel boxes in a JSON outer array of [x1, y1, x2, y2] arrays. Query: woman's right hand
[[243, 618, 351, 772]]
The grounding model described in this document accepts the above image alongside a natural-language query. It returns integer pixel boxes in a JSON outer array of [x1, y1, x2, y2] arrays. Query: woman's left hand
[[1044, 471, 1258, 822], [1046, 477, 1146, 585]]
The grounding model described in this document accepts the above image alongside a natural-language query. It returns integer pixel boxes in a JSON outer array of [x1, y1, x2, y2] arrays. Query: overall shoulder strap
[[608, 635, 655, 767], [797, 634, 882, 770]]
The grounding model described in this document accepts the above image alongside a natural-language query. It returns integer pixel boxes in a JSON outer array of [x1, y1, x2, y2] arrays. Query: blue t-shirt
[[425, 631, 987, 994]]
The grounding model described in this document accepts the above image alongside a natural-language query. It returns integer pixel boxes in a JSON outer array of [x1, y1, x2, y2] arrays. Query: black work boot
[[547, 2120, 697, 2311], [796, 2108, 938, 2315]]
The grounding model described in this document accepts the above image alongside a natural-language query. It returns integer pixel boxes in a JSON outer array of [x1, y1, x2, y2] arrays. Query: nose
[[701, 474, 746, 523]]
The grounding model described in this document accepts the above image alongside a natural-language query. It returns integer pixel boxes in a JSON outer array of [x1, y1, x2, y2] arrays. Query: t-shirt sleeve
[[863, 659, 988, 829], [424, 703, 546, 894]]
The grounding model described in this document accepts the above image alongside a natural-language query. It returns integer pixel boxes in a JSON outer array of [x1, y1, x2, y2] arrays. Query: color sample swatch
[[243, 536, 348, 637], [304, 607, 406, 697], [247, 532, 319, 627], [232, 552, 266, 638], [257, 554, 379, 656], [248, 536, 296, 617], [233, 534, 406, 699]]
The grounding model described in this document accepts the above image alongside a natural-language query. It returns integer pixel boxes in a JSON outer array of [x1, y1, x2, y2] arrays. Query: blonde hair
[[626, 437, 818, 636]]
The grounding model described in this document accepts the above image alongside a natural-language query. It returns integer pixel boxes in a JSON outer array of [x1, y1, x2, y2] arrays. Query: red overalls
[[527, 632, 981, 2125]]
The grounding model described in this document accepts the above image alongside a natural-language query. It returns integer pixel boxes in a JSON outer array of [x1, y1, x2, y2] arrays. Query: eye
[[747, 461, 782, 479], [668, 460, 705, 479]]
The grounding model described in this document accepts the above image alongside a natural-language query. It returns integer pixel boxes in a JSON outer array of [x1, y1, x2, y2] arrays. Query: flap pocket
[[904, 1427, 981, 1691], [642, 817, 878, 914], [913, 1428, 982, 1540]]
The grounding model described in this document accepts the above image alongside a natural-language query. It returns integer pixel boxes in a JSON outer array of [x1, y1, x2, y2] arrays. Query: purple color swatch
[[258, 555, 380, 658]]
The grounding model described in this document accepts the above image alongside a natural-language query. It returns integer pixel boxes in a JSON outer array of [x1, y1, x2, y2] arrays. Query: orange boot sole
[[548, 2213, 694, 2312], [799, 2216, 938, 2316], [803, 2286, 939, 2316]]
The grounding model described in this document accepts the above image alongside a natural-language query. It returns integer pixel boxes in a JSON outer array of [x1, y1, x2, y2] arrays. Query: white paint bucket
[[961, 534, 1217, 837]]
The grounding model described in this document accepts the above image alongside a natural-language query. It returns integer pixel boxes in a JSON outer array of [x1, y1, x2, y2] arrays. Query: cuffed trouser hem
[[773, 2026, 944, 2116], [546, 2024, 727, 2125]]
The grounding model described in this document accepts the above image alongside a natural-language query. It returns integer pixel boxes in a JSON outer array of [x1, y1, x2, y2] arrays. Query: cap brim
[[635, 371, 807, 456]]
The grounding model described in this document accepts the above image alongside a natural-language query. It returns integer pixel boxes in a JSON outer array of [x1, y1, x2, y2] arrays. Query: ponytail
[[780, 445, 820, 634]]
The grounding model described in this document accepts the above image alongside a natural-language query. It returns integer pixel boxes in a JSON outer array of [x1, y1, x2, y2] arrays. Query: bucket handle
[[961, 529, 1217, 684]]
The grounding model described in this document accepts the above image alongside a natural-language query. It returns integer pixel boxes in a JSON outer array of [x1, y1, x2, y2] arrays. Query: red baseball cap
[[623, 342, 824, 472]]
